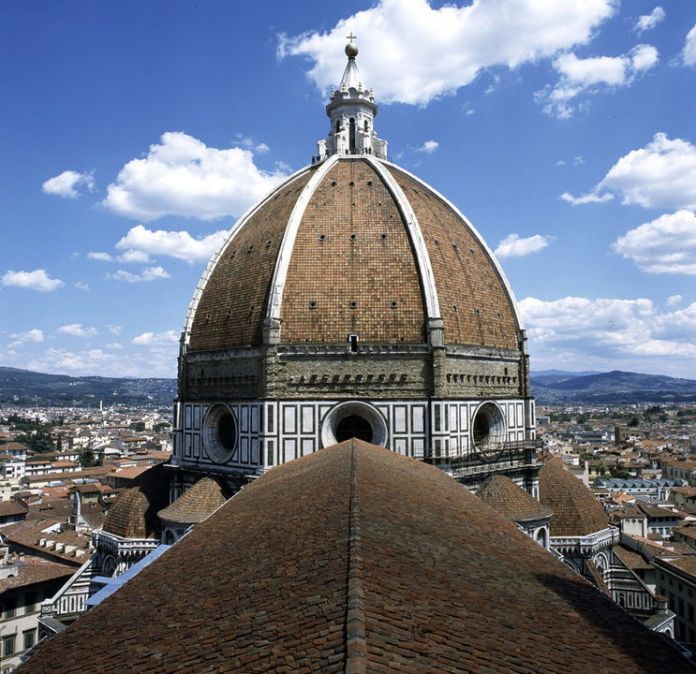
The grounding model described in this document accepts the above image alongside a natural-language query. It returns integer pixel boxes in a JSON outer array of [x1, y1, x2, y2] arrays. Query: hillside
[[531, 370, 696, 404], [0, 367, 176, 407]]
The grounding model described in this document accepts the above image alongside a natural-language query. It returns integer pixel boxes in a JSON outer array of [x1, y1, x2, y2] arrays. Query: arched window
[[364, 120, 369, 132], [349, 118, 356, 153], [536, 528, 547, 548], [336, 120, 341, 133]]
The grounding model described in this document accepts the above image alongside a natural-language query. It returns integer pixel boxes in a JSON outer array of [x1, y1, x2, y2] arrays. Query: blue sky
[[1, 0, 695, 378]]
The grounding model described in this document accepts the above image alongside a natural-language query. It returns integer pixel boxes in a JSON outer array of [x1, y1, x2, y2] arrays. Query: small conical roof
[[477, 475, 551, 523], [540, 457, 610, 536], [102, 464, 168, 539], [338, 55, 363, 91], [158, 477, 228, 525]]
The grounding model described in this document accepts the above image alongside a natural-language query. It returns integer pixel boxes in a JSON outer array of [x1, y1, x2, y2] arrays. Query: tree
[[80, 448, 95, 468], [627, 415, 640, 427]]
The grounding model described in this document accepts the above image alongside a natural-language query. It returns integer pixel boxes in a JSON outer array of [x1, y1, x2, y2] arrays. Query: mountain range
[[531, 370, 696, 404], [0, 366, 176, 408]]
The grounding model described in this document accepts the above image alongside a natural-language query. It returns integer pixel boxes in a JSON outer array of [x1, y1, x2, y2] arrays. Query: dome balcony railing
[[423, 439, 541, 475]]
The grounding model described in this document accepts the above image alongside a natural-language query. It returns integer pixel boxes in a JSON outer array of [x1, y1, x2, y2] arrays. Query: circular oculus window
[[471, 402, 506, 460], [203, 404, 238, 464], [321, 401, 388, 448]]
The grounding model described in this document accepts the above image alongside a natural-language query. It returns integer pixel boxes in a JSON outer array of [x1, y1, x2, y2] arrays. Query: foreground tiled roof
[[540, 457, 611, 536], [19, 441, 694, 674], [158, 477, 229, 525], [101, 465, 168, 539], [477, 474, 551, 522]]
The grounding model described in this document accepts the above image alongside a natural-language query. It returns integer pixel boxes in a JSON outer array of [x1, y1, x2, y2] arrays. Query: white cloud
[[416, 140, 439, 154], [563, 133, 696, 209], [117, 249, 151, 264], [667, 294, 683, 307], [106, 324, 122, 336], [520, 296, 696, 374], [612, 210, 696, 275], [58, 323, 98, 338], [88, 248, 153, 263], [42, 170, 95, 199], [684, 24, 696, 66], [115, 224, 227, 263], [9, 329, 44, 347], [255, 143, 270, 154], [635, 7, 665, 34], [103, 132, 289, 221], [279, 0, 616, 106], [559, 191, 613, 206], [1, 269, 63, 292], [537, 44, 658, 118], [88, 252, 113, 262], [24, 347, 171, 378], [107, 266, 170, 283], [132, 330, 179, 346], [599, 133, 696, 210], [74, 281, 90, 291], [494, 233, 550, 258]]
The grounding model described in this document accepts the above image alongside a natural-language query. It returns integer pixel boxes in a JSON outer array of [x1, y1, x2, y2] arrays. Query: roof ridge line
[[344, 439, 367, 674]]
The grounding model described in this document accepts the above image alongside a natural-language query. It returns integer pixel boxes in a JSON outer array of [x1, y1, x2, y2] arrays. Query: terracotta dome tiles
[[477, 474, 551, 523], [280, 159, 427, 344], [385, 165, 519, 350], [539, 457, 610, 537], [186, 157, 521, 353], [187, 168, 315, 352]]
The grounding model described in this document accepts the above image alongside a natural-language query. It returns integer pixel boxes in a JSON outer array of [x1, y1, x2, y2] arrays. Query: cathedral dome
[[173, 41, 536, 486], [184, 157, 521, 353]]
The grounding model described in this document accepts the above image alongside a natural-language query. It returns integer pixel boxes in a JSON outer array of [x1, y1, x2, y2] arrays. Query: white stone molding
[[182, 166, 312, 345], [266, 154, 339, 325], [379, 159, 525, 331], [365, 155, 441, 322]]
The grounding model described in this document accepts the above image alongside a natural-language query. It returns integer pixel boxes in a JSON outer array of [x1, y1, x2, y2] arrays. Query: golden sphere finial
[[345, 32, 358, 59]]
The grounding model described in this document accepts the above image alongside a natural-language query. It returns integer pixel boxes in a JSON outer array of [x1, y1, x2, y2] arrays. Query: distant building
[[595, 477, 685, 502], [0, 543, 73, 672]]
